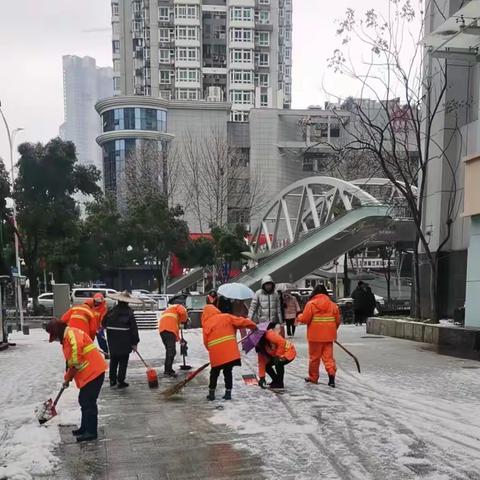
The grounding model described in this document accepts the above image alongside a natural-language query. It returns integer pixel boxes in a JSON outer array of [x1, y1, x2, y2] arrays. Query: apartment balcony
[[203, 56, 227, 68], [255, 22, 273, 31], [229, 19, 255, 29]]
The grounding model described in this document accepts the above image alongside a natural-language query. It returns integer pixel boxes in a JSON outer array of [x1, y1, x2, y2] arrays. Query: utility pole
[[0, 101, 25, 332]]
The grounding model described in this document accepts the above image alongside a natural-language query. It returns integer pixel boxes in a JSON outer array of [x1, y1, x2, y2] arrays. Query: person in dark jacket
[[103, 290, 141, 388], [351, 281, 369, 326], [365, 286, 377, 318]]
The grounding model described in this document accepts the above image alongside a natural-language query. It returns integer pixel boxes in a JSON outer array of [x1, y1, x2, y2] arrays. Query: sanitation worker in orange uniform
[[257, 323, 296, 389], [202, 297, 256, 401], [86, 294, 110, 357], [159, 303, 188, 377], [61, 302, 97, 340], [297, 284, 341, 388], [46, 319, 107, 442]]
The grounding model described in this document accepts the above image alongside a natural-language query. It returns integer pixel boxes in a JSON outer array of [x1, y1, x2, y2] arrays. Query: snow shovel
[[36, 385, 67, 425], [335, 341, 361, 373], [134, 349, 159, 388], [179, 329, 192, 371]]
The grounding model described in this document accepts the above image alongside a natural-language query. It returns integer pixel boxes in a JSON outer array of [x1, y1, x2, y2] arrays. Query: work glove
[[258, 377, 267, 389], [64, 367, 75, 383], [62, 381, 70, 389]]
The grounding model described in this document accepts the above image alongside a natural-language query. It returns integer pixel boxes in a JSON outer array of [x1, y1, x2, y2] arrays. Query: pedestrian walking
[[202, 296, 256, 401], [103, 291, 141, 388], [297, 284, 341, 388], [248, 275, 283, 325], [158, 303, 188, 377], [256, 323, 296, 389], [61, 301, 97, 340], [283, 292, 301, 337], [45, 319, 106, 442], [206, 290, 218, 305], [86, 293, 110, 358], [365, 286, 377, 318], [351, 281, 369, 326]]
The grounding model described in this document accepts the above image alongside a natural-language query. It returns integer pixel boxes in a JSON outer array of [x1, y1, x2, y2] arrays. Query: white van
[[71, 288, 118, 307]]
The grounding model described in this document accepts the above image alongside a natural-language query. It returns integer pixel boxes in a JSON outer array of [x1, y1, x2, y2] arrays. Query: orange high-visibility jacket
[[297, 294, 341, 342], [202, 304, 256, 368], [61, 304, 97, 340], [258, 329, 296, 377], [159, 304, 188, 340], [62, 326, 107, 389], [92, 302, 108, 333]]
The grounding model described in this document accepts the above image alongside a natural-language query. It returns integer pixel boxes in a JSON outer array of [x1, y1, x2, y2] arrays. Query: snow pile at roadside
[[0, 330, 79, 480]]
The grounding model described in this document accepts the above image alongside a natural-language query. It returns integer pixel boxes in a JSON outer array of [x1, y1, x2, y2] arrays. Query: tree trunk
[[343, 254, 350, 296], [412, 240, 421, 319]]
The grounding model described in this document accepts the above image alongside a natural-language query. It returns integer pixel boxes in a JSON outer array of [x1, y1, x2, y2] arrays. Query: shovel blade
[[35, 398, 58, 425]]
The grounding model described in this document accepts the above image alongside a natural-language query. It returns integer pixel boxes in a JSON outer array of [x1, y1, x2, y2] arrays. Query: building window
[[176, 68, 200, 82], [230, 49, 253, 63], [260, 93, 268, 107], [112, 22, 120, 35], [158, 6, 170, 21], [159, 28, 171, 42], [230, 111, 249, 122], [160, 89, 171, 100], [112, 3, 119, 16], [259, 73, 269, 86], [227, 207, 250, 225], [175, 4, 198, 19], [159, 70, 171, 84], [176, 88, 199, 100], [230, 70, 253, 84], [285, 48, 291, 60], [230, 7, 253, 22], [159, 48, 170, 64], [230, 28, 252, 43], [230, 90, 253, 105], [255, 52, 269, 66], [112, 40, 120, 54], [285, 84, 291, 95], [176, 26, 198, 40], [176, 47, 199, 61], [113, 77, 120, 91], [113, 59, 121, 73], [258, 0, 270, 4], [285, 65, 291, 76], [285, 29, 291, 42], [255, 10, 270, 24], [255, 31, 270, 47], [102, 108, 167, 132]]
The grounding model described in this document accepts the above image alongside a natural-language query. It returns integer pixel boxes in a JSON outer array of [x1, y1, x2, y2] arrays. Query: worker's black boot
[[117, 381, 129, 389], [223, 389, 232, 400], [76, 432, 98, 443], [328, 375, 336, 388], [206, 389, 215, 401], [72, 427, 84, 436]]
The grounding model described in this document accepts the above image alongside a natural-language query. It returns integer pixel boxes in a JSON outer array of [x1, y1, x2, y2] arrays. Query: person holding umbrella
[[203, 284, 257, 401], [256, 322, 296, 389], [103, 290, 141, 388], [297, 284, 341, 387]]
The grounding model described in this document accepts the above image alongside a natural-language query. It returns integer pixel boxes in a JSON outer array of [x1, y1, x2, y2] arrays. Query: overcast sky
[[0, 0, 389, 165]]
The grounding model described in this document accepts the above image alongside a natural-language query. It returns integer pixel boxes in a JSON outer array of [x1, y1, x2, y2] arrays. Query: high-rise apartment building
[[60, 56, 113, 174], [110, 0, 292, 121]]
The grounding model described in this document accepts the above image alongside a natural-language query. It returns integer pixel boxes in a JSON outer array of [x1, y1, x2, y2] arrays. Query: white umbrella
[[218, 283, 255, 300]]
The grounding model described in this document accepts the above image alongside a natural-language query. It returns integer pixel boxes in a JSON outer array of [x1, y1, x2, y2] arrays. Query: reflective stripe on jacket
[[62, 326, 107, 389], [297, 294, 340, 342], [159, 305, 188, 340], [61, 304, 96, 340], [257, 329, 297, 377], [202, 304, 256, 368]]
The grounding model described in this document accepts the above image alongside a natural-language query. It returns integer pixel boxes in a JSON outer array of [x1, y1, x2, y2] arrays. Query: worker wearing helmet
[[46, 319, 106, 442], [159, 303, 188, 377]]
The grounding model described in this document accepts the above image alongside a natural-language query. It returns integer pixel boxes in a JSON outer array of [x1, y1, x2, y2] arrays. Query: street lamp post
[[0, 101, 24, 331]]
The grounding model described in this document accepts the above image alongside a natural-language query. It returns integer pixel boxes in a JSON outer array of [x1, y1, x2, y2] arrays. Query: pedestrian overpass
[[232, 177, 416, 290], [167, 177, 415, 293]]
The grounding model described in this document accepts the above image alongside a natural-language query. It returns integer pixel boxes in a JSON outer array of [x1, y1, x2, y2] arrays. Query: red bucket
[[147, 368, 158, 388]]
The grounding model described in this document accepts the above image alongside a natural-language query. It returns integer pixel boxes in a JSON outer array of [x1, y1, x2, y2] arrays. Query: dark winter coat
[[365, 290, 377, 317], [351, 286, 369, 313], [103, 303, 140, 356]]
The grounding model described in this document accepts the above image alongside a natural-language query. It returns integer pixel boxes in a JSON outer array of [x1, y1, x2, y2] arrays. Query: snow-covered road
[[1, 325, 480, 479]]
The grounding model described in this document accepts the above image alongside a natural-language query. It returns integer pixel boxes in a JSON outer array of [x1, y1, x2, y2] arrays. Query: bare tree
[[180, 129, 268, 232], [320, 0, 462, 321]]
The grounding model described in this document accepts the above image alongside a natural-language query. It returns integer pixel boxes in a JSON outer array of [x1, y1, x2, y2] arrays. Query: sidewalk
[[53, 342, 265, 480]]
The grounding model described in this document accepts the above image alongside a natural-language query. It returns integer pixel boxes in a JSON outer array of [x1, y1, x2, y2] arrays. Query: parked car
[[27, 292, 54, 313], [71, 288, 118, 307], [337, 294, 385, 309]]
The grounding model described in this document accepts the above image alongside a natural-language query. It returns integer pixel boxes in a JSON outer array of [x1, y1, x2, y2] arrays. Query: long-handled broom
[[335, 340, 361, 373], [162, 329, 256, 398], [134, 349, 159, 388]]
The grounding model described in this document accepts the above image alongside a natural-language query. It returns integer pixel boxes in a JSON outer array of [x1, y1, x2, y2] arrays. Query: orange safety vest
[[202, 305, 256, 368], [62, 327, 107, 389], [61, 304, 97, 340], [92, 303, 108, 332], [257, 329, 296, 377], [159, 305, 188, 340], [297, 294, 341, 342]]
